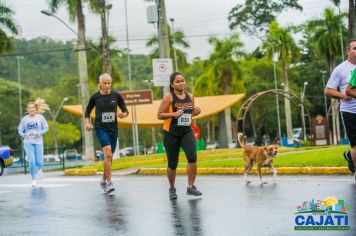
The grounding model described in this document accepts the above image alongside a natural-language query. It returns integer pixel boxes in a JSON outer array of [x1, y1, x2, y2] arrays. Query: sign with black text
[[121, 90, 153, 105]]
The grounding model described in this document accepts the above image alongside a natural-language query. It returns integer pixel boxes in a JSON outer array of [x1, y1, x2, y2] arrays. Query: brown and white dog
[[238, 133, 278, 184]]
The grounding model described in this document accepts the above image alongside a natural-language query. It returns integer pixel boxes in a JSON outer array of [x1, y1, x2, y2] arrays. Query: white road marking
[[44, 177, 122, 182], [0, 184, 70, 188], [0, 191, 12, 194]]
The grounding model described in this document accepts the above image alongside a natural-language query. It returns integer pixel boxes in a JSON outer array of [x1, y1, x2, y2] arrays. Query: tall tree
[[228, 0, 302, 38], [264, 21, 300, 143], [306, 7, 347, 144], [47, 0, 95, 160], [146, 28, 190, 70], [87, 0, 111, 73], [307, 8, 347, 71], [86, 37, 122, 87], [0, 1, 20, 54], [349, 0, 356, 39], [194, 34, 245, 147]]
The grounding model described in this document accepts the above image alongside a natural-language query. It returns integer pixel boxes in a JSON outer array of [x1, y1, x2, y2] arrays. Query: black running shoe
[[187, 185, 202, 196], [343, 151, 355, 173], [169, 187, 177, 200]]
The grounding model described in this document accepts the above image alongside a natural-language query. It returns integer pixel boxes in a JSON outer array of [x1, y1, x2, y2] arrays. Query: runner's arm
[[84, 96, 95, 130], [325, 87, 350, 100], [346, 84, 356, 99], [189, 94, 201, 117], [157, 93, 183, 120], [117, 93, 129, 119]]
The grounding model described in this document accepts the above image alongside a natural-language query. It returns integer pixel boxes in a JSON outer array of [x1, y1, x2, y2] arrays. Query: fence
[[7, 147, 66, 174]]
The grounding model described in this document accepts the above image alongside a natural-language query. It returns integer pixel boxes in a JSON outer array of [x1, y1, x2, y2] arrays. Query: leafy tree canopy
[[228, 0, 302, 37]]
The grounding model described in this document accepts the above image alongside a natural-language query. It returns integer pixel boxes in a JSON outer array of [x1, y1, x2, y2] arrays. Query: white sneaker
[[31, 180, 37, 188], [37, 169, 43, 179]]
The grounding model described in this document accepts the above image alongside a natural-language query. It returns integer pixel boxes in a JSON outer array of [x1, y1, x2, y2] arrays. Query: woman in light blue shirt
[[18, 98, 49, 187]]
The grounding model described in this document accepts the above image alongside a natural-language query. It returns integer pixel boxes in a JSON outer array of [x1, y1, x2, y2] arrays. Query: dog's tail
[[237, 133, 246, 149]]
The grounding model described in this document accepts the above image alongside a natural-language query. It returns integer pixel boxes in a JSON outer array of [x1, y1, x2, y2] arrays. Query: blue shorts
[[95, 129, 118, 152]]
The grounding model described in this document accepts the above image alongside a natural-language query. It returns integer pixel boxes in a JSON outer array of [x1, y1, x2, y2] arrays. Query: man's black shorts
[[341, 111, 356, 147]]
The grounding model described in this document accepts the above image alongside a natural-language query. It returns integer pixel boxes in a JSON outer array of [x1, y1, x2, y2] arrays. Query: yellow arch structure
[[63, 94, 245, 128]]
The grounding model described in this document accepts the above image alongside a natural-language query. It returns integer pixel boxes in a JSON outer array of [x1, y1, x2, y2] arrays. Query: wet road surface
[[0, 173, 355, 235]]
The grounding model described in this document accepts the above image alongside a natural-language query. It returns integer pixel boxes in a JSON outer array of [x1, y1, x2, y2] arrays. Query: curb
[[137, 167, 352, 175], [64, 169, 97, 176], [63, 167, 352, 176]]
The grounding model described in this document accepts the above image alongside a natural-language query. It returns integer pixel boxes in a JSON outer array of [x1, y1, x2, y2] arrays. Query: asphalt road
[[0, 173, 355, 236]]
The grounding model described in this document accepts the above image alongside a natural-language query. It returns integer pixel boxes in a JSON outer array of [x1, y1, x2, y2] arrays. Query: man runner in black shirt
[[85, 73, 129, 193]]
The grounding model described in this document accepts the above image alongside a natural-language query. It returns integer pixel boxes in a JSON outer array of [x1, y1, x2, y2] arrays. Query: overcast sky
[[7, 0, 349, 60]]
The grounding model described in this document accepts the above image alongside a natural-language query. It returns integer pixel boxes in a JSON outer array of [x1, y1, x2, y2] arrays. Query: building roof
[[63, 93, 245, 128]]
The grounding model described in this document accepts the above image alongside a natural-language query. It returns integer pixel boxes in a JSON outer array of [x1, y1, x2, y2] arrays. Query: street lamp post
[[76, 84, 85, 156], [124, 0, 139, 155], [41, 10, 95, 160], [17, 56, 24, 119], [16, 56, 26, 167], [301, 81, 308, 141], [271, 46, 282, 143], [48, 97, 69, 154], [320, 70, 328, 120], [169, 18, 178, 72], [337, 4, 345, 60]]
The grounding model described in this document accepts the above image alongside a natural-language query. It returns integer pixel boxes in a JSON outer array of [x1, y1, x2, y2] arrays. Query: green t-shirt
[[350, 68, 356, 88]]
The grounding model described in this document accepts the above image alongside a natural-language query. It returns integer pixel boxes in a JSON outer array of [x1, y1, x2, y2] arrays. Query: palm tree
[[0, 1, 20, 55], [87, 0, 111, 73], [46, 0, 95, 160], [263, 21, 300, 143], [194, 34, 245, 148], [307, 8, 347, 72], [349, 0, 356, 39], [86, 36, 122, 87], [146, 27, 190, 71], [306, 8, 347, 144]]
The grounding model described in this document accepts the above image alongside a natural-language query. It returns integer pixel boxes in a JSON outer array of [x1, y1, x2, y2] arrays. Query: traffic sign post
[[152, 58, 173, 87], [120, 90, 153, 156]]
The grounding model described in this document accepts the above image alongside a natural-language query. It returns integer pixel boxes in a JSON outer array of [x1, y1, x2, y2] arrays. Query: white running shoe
[[37, 169, 43, 179], [31, 180, 37, 188], [105, 181, 115, 194]]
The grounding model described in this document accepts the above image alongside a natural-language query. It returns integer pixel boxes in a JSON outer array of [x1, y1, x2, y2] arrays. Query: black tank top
[[163, 91, 193, 136]]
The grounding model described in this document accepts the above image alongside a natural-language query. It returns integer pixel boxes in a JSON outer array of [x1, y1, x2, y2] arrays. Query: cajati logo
[[294, 197, 351, 231]]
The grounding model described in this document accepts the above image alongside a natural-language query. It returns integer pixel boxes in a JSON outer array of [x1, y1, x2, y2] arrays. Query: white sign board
[[152, 58, 173, 86]]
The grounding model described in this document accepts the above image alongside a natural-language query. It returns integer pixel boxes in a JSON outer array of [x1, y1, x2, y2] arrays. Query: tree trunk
[[329, 60, 340, 144], [349, 0, 356, 39], [207, 120, 211, 142], [76, 0, 94, 160], [156, 0, 170, 94], [281, 60, 293, 143], [100, 0, 110, 73], [151, 127, 156, 147], [219, 71, 233, 146]]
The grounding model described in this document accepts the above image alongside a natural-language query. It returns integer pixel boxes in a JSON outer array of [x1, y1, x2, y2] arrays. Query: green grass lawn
[[83, 145, 350, 171]]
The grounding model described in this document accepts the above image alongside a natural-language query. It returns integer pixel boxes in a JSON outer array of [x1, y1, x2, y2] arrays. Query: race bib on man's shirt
[[102, 112, 115, 123], [177, 113, 192, 126]]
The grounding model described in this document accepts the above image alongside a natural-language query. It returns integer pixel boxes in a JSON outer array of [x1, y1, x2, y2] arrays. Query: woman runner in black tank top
[[163, 91, 193, 137], [157, 72, 203, 199]]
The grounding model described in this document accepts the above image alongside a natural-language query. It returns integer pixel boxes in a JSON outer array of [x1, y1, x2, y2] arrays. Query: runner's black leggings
[[163, 130, 197, 170]]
